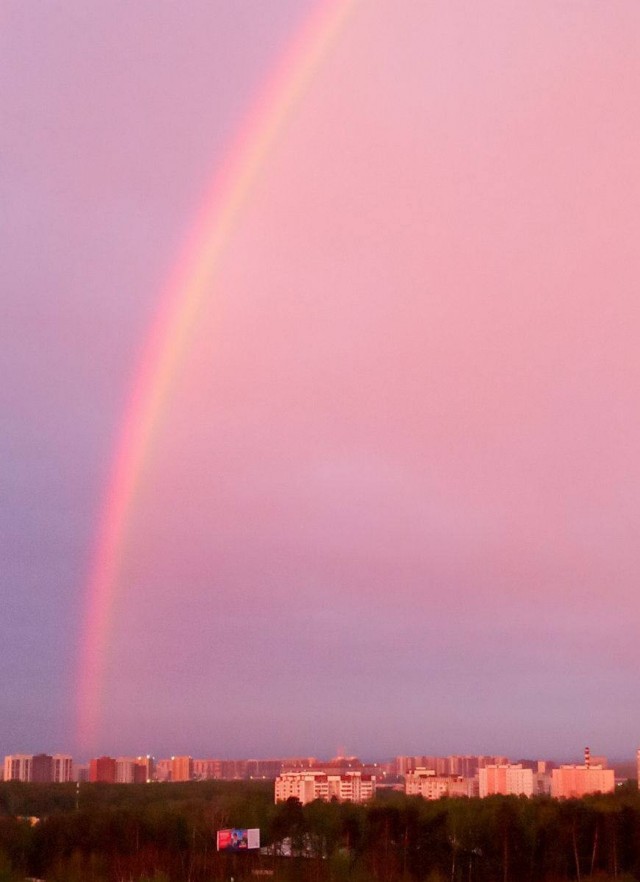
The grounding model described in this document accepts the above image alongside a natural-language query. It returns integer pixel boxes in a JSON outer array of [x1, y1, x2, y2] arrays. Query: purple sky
[[3, 1, 640, 763]]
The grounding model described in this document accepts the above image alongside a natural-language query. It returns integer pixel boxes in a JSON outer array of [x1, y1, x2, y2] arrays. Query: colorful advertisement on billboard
[[216, 828, 260, 851]]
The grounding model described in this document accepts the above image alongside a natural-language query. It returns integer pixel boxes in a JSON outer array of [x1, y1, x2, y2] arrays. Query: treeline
[[0, 780, 639, 882]]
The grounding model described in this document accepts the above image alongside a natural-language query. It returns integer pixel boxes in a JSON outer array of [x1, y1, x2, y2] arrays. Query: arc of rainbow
[[76, 0, 357, 749]]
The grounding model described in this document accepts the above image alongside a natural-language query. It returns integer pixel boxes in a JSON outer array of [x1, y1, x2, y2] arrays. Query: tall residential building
[[247, 759, 286, 778], [479, 764, 534, 797], [171, 756, 193, 782], [192, 757, 318, 781], [31, 754, 53, 783], [275, 770, 376, 805], [193, 759, 223, 780], [533, 762, 552, 795], [73, 764, 89, 783], [3, 753, 71, 783], [135, 756, 155, 783], [155, 759, 172, 782], [219, 759, 249, 779], [396, 755, 510, 778], [477, 755, 509, 770], [115, 757, 151, 783], [4, 755, 33, 782], [147, 756, 184, 782], [89, 756, 116, 783], [52, 755, 73, 783]]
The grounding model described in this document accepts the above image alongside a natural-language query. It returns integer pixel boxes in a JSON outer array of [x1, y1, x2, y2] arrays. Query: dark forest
[[1, 780, 639, 882]]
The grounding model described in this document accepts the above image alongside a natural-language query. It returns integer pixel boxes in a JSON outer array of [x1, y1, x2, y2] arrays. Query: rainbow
[[76, 0, 357, 749]]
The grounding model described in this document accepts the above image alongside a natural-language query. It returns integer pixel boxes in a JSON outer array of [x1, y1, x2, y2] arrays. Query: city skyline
[[2, 746, 632, 803], [3, 1, 640, 761], [2, 746, 637, 771]]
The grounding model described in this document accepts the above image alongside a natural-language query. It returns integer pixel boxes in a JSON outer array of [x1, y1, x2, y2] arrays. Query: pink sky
[[2, 1, 640, 760]]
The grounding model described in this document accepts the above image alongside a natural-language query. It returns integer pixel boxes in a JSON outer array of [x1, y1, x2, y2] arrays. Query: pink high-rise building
[[479, 764, 534, 797], [171, 756, 193, 782], [89, 756, 116, 783], [193, 759, 222, 780], [135, 756, 155, 782], [155, 759, 172, 782]]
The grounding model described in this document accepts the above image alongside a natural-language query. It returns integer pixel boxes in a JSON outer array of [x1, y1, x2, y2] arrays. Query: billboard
[[217, 828, 260, 851]]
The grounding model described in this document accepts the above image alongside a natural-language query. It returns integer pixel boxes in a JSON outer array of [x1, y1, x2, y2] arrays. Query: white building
[[275, 770, 376, 805], [3, 754, 73, 783], [405, 768, 477, 799], [52, 755, 73, 782], [4, 755, 33, 782]]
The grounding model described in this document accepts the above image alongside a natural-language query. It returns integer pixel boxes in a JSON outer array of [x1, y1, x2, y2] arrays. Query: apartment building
[[479, 764, 534, 797], [550, 765, 614, 798], [52, 755, 74, 782], [405, 768, 477, 799], [275, 770, 376, 805], [4, 753, 73, 783], [395, 755, 509, 778], [4, 755, 33, 782], [171, 756, 194, 782], [114, 757, 148, 783], [89, 756, 116, 783]]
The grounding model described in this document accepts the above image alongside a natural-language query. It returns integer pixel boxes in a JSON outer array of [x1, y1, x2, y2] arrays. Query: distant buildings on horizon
[[2, 748, 635, 803], [3, 754, 73, 784]]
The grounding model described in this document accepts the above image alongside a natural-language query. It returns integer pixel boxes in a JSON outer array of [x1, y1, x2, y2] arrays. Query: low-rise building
[[275, 770, 376, 805], [405, 768, 477, 799]]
